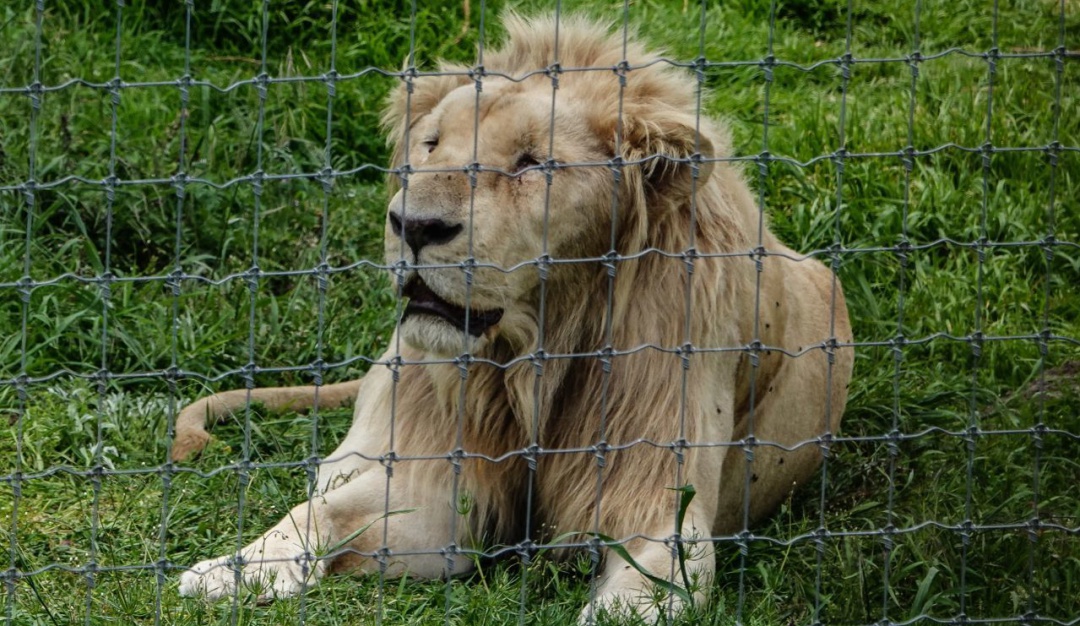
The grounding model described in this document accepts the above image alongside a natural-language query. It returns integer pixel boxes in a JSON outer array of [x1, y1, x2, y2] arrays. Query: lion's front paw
[[179, 531, 324, 602]]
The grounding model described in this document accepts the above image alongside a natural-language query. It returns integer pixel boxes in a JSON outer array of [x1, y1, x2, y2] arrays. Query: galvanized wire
[[84, 3, 125, 624], [1, 2, 1077, 626], [4, 0, 45, 623]]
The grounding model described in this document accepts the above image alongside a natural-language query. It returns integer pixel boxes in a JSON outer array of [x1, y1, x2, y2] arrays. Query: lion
[[176, 14, 854, 623]]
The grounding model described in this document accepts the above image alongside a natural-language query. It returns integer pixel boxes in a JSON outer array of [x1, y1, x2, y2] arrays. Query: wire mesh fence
[[1, 1, 1077, 625]]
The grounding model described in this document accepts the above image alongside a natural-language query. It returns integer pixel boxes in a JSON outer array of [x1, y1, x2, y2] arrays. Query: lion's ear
[[381, 66, 470, 176], [618, 109, 715, 198]]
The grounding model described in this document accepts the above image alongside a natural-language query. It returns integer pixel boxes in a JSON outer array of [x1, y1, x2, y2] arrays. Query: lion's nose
[[388, 212, 464, 257]]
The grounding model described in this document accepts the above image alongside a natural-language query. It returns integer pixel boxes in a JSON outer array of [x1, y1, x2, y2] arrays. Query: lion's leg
[[714, 354, 839, 534], [716, 260, 854, 533], [180, 345, 472, 601], [580, 504, 717, 625], [574, 406, 729, 625], [172, 380, 362, 461], [178, 466, 462, 601]]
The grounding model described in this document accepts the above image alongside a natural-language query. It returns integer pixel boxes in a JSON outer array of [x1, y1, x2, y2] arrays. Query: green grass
[[1, 0, 1078, 624]]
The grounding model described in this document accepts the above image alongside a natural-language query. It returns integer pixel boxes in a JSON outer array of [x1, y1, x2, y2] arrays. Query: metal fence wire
[[1, 0, 1078, 625]]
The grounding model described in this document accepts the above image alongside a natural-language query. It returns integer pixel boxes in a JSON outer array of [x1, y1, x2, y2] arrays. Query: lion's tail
[[171, 380, 363, 462]]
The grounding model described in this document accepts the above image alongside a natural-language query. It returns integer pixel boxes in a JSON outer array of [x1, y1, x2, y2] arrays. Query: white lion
[[176, 14, 853, 623]]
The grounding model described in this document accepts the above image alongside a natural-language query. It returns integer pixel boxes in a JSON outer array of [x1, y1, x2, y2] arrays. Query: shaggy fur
[[177, 14, 854, 623]]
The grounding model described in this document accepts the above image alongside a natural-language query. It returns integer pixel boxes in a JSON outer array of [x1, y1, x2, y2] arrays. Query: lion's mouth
[[401, 276, 504, 338]]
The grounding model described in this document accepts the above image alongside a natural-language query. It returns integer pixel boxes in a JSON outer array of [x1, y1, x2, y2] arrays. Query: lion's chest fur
[[388, 331, 740, 549]]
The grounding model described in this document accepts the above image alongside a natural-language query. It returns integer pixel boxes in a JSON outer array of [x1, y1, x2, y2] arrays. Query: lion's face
[[386, 80, 615, 357]]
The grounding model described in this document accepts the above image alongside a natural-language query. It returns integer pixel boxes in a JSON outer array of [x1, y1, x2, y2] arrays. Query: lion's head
[[382, 14, 748, 359]]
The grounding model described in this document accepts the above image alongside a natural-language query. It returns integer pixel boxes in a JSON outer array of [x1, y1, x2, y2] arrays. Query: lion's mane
[[377, 14, 769, 549]]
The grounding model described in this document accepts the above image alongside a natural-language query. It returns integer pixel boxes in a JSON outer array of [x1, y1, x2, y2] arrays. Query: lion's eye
[[513, 153, 540, 174], [421, 135, 439, 153]]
